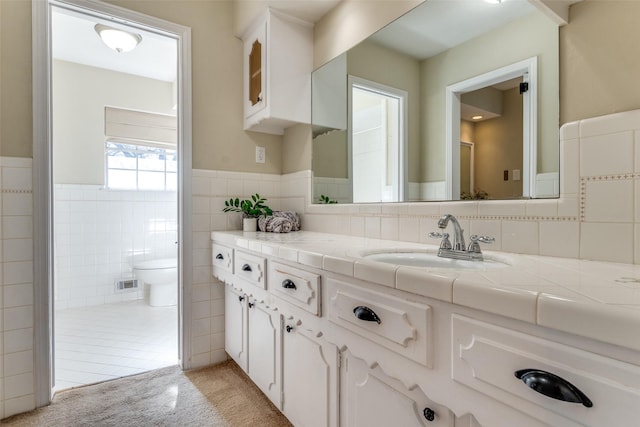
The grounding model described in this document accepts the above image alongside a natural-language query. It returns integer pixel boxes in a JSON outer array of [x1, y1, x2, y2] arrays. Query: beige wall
[[1, 0, 283, 174], [312, 129, 347, 178], [282, 123, 312, 174], [105, 0, 282, 174], [560, 0, 640, 124], [474, 87, 524, 199], [420, 11, 558, 183], [0, 0, 32, 158], [53, 60, 175, 185]]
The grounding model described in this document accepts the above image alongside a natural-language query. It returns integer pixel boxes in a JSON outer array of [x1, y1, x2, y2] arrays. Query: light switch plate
[[513, 169, 521, 181], [256, 146, 265, 163]]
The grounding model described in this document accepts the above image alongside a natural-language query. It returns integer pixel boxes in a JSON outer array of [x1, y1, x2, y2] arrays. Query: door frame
[[348, 75, 408, 203], [32, 0, 193, 406], [445, 57, 537, 200], [460, 141, 475, 196]]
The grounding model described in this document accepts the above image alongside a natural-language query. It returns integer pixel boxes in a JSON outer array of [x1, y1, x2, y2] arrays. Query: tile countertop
[[211, 231, 640, 353]]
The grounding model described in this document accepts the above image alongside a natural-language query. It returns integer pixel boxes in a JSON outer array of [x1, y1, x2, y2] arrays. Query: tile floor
[[54, 300, 178, 391]]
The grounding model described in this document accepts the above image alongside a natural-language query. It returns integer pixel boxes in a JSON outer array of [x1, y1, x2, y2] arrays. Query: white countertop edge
[[211, 230, 640, 351]]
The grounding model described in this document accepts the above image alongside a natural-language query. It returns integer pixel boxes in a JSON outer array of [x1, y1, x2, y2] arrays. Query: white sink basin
[[363, 251, 509, 270]]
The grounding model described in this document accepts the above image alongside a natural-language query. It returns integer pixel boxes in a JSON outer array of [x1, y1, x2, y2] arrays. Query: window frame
[[105, 139, 177, 191]]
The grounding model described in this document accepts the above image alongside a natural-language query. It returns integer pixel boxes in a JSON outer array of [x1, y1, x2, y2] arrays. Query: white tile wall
[[53, 185, 177, 309], [0, 157, 35, 418], [189, 169, 291, 369]]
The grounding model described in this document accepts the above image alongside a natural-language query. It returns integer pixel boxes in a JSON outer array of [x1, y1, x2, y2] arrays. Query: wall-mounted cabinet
[[242, 9, 313, 135]]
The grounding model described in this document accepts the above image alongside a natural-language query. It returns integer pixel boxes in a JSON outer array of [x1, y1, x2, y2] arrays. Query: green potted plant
[[223, 193, 273, 231]]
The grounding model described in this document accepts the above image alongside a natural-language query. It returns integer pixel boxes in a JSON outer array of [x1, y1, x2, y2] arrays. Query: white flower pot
[[243, 217, 258, 232]]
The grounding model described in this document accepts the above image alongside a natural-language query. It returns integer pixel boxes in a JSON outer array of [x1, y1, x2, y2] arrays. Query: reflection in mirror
[[350, 77, 407, 203], [447, 57, 536, 200], [311, 0, 559, 203], [460, 77, 522, 200]]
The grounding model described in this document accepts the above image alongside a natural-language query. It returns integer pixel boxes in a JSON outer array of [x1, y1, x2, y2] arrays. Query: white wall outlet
[[513, 169, 521, 181], [256, 146, 266, 163]]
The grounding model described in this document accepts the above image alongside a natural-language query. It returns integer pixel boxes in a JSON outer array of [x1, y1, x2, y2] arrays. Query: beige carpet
[[2, 361, 292, 426]]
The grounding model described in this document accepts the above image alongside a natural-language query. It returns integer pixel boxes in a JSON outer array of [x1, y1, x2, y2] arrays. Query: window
[[106, 141, 177, 190]]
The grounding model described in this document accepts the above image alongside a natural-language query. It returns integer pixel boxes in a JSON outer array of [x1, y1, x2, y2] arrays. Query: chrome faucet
[[437, 214, 466, 251], [429, 214, 494, 261]]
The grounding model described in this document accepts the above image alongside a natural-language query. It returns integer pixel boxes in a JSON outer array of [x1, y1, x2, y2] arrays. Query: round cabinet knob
[[238, 295, 245, 302], [285, 325, 294, 333], [423, 408, 435, 422], [248, 302, 255, 309]]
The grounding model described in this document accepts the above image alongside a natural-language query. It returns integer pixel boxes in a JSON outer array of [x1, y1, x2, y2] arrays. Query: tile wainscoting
[[0, 157, 35, 418], [53, 185, 178, 310], [189, 170, 306, 368]]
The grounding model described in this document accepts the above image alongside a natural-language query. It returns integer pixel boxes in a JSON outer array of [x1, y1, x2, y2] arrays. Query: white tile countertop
[[211, 231, 640, 353]]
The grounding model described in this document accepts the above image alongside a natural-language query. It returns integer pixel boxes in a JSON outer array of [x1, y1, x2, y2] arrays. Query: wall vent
[[115, 278, 139, 292]]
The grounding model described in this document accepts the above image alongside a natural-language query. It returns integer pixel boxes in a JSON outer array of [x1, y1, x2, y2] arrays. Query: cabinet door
[[225, 284, 247, 371], [340, 349, 454, 427], [244, 20, 267, 118], [282, 323, 339, 427], [247, 300, 282, 408]]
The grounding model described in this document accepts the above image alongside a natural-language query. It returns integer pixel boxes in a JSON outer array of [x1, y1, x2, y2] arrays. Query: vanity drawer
[[452, 315, 640, 427], [326, 278, 431, 366], [269, 262, 321, 316], [212, 243, 234, 273], [234, 250, 267, 290]]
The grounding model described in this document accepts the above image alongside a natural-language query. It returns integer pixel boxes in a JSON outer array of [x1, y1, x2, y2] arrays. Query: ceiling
[[52, 6, 178, 82], [369, 0, 537, 60], [51, 1, 340, 84]]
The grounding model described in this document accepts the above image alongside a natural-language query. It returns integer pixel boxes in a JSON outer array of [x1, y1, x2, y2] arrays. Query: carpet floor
[[2, 361, 293, 426]]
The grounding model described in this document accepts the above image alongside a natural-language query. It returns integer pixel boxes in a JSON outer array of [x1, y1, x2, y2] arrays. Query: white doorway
[[348, 76, 407, 203], [445, 57, 537, 200], [33, 0, 193, 405]]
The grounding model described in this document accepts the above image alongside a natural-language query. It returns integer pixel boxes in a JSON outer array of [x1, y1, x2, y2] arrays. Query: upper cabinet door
[[241, 9, 313, 135], [244, 20, 267, 119]]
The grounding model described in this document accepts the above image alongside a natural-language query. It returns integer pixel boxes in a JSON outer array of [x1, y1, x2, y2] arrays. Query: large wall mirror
[[311, 0, 560, 204]]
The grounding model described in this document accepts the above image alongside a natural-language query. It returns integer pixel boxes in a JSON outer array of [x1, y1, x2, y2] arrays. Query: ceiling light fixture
[[484, 0, 502, 4], [472, 115, 484, 120], [94, 24, 142, 53]]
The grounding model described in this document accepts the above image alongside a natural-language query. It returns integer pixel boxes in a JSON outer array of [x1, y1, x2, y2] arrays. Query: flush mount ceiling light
[[94, 23, 142, 53], [472, 115, 484, 120], [484, 0, 503, 4]]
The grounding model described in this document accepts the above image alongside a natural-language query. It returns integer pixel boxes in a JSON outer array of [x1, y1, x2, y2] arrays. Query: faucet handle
[[429, 232, 452, 250], [468, 235, 494, 254], [471, 235, 495, 244]]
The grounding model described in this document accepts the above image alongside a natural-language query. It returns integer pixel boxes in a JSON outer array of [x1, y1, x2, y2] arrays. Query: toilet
[[133, 258, 177, 307]]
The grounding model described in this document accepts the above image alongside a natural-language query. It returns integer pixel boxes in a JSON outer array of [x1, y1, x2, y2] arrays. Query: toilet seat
[[134, 258, 177, 270]]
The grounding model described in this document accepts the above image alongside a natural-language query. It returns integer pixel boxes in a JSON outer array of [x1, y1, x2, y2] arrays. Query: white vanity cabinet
[[452, 315, 640, 427], [224, 283, 247, 370], [223, 283, 282, 408], [213, 232, 640, 427], [247, 296, 282, 408], [282, 319, 339, 427], [340, 348, 454, 427], [241, 9, 313, 135]]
